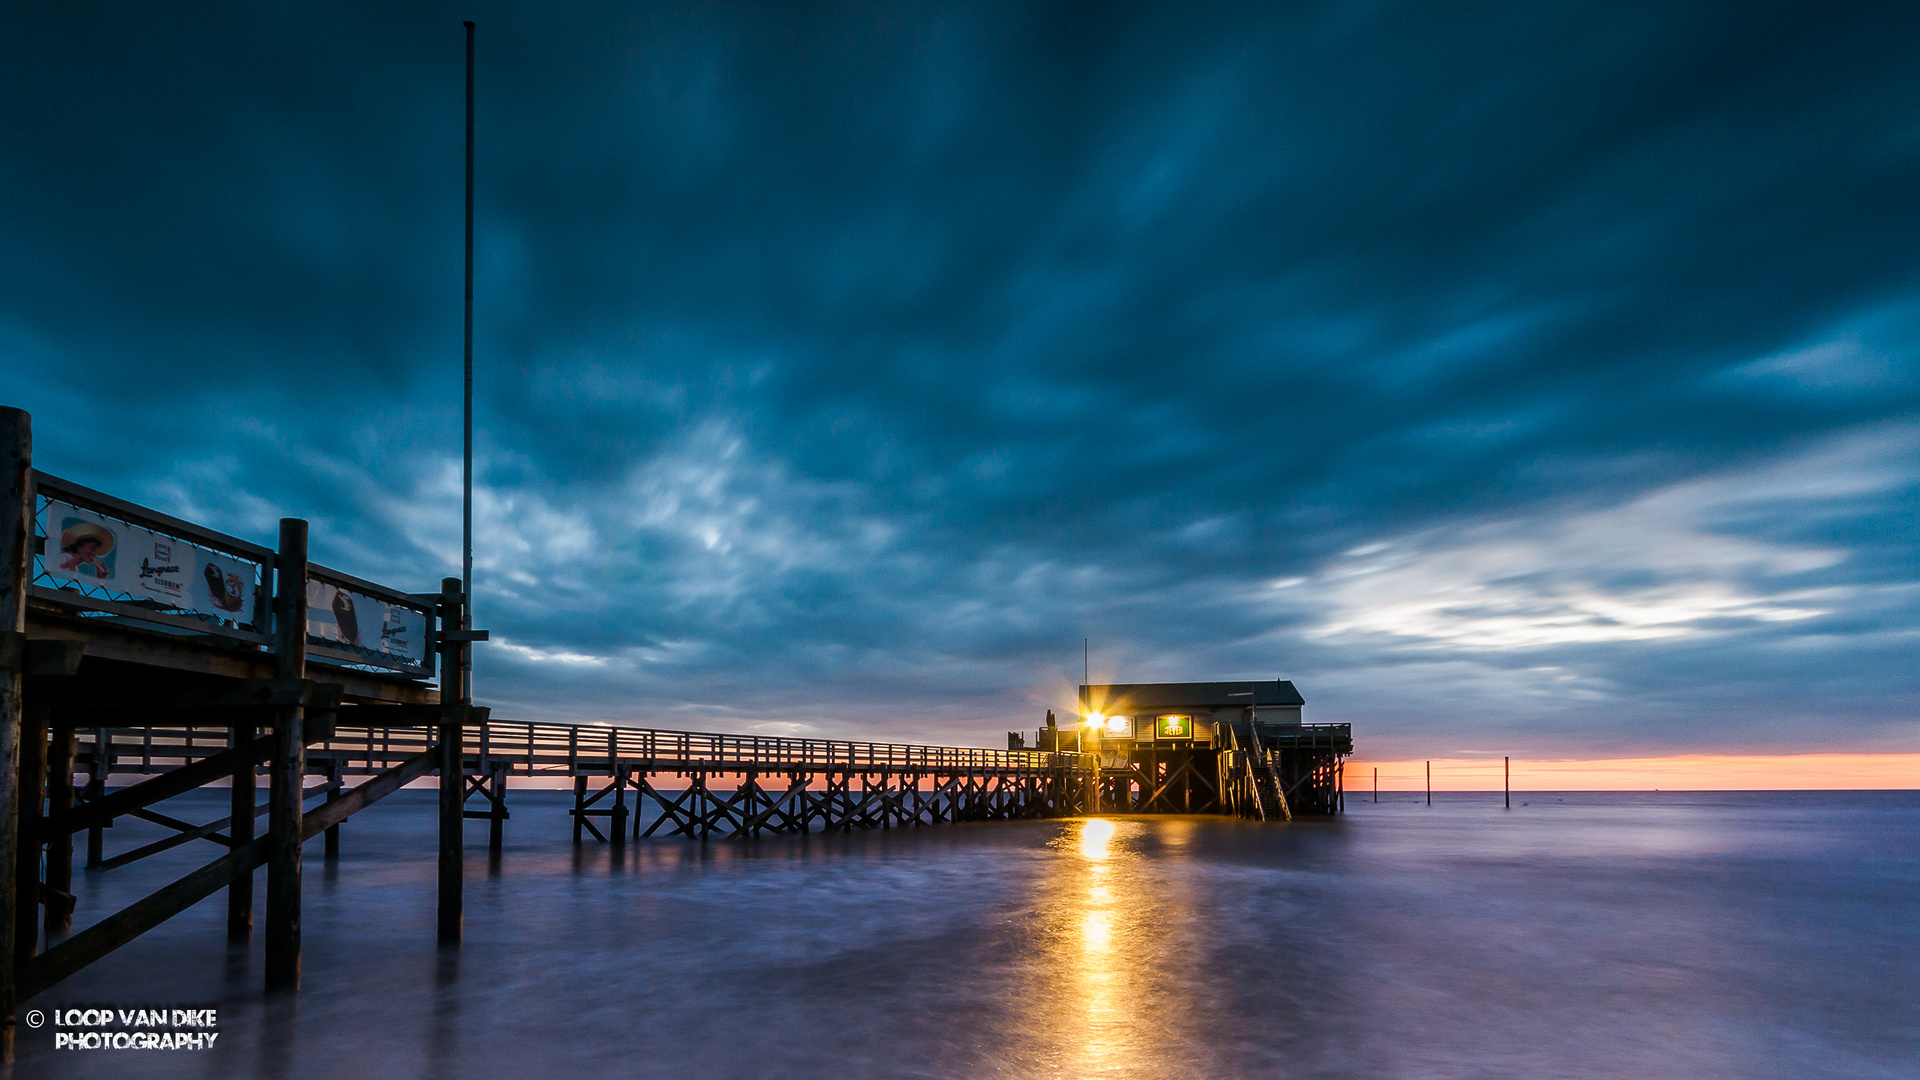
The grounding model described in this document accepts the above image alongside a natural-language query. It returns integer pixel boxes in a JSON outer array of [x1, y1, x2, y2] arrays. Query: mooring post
[[1373, 766, 1378, 804], [1504, 756, 1510, 810], [437, 577, 466, 944], [1425, 759, 1431, 806], [228, 721, 254, 941], [0, 404, 33, 1062], [265, 517, 308, 991]]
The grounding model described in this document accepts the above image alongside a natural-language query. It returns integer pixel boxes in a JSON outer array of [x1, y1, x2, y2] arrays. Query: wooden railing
[[29, 469, 438, 678], [74, 719, 1100, 780]]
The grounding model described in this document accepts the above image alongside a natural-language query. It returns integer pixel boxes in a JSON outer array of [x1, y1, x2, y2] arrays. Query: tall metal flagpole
[[463, 21, 475, 648]]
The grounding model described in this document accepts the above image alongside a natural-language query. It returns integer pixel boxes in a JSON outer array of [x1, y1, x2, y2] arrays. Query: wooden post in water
[[85, 729, 105, 867], [488, 760, 506, 856], [45, 726, 74, 940], [572, 774, 586, 843], [1425, 759, 1431, 806], [0, 405, 32, 1062], [323, 759, 343, 858], [16, 700, 47, 969], [1505, 756, 1510, 810], [228, 720, 255, 941], [438, 577, 466, 944], [265, 518, 308, 991], [610, 764, 627, 850], [1373, 767, 1378, 803]]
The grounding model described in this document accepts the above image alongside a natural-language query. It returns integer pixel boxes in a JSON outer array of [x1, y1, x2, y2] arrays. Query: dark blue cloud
[[3, 1, 1916, 755]]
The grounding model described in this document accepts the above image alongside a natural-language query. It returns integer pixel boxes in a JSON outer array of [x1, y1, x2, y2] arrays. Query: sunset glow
[[1352, 754, 1920, 791]]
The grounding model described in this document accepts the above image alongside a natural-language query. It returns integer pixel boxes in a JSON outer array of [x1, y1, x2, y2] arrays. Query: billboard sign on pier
[[40, 499, 259, 623], [306, 578, 429, 666]]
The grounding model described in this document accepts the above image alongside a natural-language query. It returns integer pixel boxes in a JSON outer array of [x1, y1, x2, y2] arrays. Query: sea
[[16, 789, 1919, 1079]]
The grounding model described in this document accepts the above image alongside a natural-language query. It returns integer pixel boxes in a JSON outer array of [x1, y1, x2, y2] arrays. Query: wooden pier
[[0, 405, 1350, 1060]]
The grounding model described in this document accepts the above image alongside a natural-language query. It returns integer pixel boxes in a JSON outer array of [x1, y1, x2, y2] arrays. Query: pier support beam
[[45, 727, 74, 940], [16, 700, 47, 969], [0, 404, 32, 1062], [265, 518, 308, 991], [488, 761, 506, 856], [323, 759, 342, 858], [609, 765, 627, 850], [85, 730, 105, 868], [227, 723, 254, 941], [437, 578, 467, 944]]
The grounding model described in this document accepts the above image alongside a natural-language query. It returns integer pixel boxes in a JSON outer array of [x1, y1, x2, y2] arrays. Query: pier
[[0, 405, 1350, 1059]]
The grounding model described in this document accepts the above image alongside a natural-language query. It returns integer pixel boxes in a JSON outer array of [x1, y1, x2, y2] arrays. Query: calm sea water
[[18, 789, 1919, 1079]]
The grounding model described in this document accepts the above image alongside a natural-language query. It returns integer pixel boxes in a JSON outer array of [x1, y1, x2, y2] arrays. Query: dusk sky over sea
[[4, 2, 1916, 763]]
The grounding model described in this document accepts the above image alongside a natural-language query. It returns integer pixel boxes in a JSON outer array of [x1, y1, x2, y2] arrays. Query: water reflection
[[1022, 816, 1189, 1079]]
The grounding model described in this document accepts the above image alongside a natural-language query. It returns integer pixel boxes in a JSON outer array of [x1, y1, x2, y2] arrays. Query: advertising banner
[[1154, 714, 1194, 741], [306, 578, 428, 667], [41, 500, 258, 622]]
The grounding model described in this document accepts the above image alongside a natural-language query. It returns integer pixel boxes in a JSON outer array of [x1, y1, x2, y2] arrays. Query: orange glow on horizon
[[1351, 753, 1920, 791]]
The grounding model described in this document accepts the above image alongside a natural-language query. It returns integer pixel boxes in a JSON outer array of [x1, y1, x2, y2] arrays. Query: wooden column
[[44, 727, 73, 939], [265, 518, 307, 991], [571, 774, 586, 843], [488, 760, 506, 856], [323, 758, 342, 858], [15, 701, 47, 968], [609, 765, 627, 850], [437, 577, 465, 944], [227, 722, 254, 941], [0, 404, 32, 1063], [85, 729, 105, 868]]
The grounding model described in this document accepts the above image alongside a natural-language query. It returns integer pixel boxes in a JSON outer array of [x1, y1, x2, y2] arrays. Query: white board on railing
[[41, 499, 259, 621], [305, 578, 429, 666]]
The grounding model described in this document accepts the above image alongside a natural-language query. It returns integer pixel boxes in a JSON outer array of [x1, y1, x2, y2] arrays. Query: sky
[[3, 2, 1916, 762]]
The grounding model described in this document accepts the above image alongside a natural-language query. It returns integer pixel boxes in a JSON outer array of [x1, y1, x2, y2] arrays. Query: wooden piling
[[610, 765, 627, 850], [572, 774, 586, 843], [16, 701, 47, 968], [323, 759, 343, 858], [437, 577, 465, 944], [45, 727, 74, 939], [265, 518, 308, 991], [488, 761, 506, 855], [1504, 756, 1510, 810], [1425, 759, 1431, 806], [227, 722, 254, 940], [86, 729, 106, 867], [0, 404, 32, 1062]]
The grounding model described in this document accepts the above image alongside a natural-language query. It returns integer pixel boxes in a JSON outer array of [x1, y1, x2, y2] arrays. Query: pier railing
[[30, 469, 438, 678], [74, 718, 1098, 782]]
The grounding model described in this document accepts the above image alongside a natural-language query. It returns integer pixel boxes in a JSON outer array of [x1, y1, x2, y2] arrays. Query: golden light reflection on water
[[1021, 816, 1187, 1079], [1080, 817, 1116, 860]]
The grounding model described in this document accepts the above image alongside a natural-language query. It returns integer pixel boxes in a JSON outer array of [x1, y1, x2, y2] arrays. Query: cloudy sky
[[4, 2, 1915, 758]]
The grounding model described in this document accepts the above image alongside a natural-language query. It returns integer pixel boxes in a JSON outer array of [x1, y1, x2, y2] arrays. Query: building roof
[[1079, 680, 1305, 711]]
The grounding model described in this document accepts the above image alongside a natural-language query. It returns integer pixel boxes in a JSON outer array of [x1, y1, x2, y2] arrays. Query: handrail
[[75, 718, 1101, 778]]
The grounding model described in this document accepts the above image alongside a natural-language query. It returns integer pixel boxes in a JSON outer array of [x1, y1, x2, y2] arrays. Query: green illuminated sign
[[1155, 714, 1192, 740]]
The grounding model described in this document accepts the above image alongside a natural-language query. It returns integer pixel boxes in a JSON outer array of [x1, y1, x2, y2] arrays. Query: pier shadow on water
[[15, 789, 1920, 1079]]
